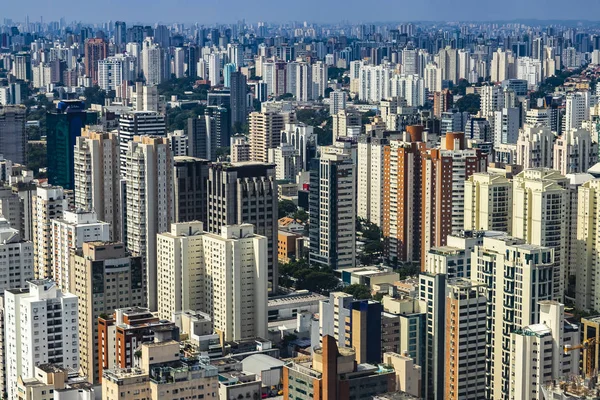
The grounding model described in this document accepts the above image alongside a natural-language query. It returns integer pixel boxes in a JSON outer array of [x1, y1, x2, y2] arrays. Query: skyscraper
[[124, 136, 174, 310], [0, 105, 26, 164], [84, 38, 108, 84], [464, 173, 513, 233], [33, 186, 67, 279], [114, 21, 127, 51], [74, 129, 122, 241], [206, 162, 278, 292], [249, 111, 296, 162], [230, 71, 248, 127], [46, 100, 88, 190], [309, 144, 356, 269], [118, 111, 166, 176], [173, 156, 209, 223]]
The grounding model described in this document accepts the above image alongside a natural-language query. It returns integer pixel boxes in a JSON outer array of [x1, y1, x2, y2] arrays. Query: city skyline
[[4, 0, 600, 25]]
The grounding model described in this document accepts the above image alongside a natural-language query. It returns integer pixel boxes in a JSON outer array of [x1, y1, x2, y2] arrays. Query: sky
[[3, 0, 600, 24]]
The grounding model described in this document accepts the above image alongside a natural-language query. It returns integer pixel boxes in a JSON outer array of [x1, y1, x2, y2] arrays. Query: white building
[[329, 90, 347, 115], [464, 173, 513, 234], [98, 54, 136, 92], [494, 107, 520, 145], [208, 53, 221, 86], [268, 144, 300, 181], [564, 91, 590, 132], [5, 279, 79, 400], [33, 186, 67, 279], [51, 210, 110, 291], [390, 74, 425, 107], [280, 123, 313, 171], [510, 301, 579, 400], [124, 136, 174, 310], [553, 128, 598, 175], [118, 111, 166, 176], [230, 135, 250, 163], [358, 64, 393, 103], [74, 129, 122, 241], [516, 125, 554, 169]]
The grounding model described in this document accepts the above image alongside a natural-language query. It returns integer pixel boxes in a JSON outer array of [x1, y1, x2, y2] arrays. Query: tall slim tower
[[0, 105, 26, 164], [84, 38, 108, 84], [124, 136, 174, 310]]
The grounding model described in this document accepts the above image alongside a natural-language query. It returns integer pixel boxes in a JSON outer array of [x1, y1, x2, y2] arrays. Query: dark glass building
[[46, 100, 88, 190]]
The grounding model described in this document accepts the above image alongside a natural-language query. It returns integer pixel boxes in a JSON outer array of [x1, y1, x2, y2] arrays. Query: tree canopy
[[455, 94, 481, 114]]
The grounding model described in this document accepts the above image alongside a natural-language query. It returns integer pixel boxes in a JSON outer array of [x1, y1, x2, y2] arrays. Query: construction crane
[[565, 337, 598, 378]]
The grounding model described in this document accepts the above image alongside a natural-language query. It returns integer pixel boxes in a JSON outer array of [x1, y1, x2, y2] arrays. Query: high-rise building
[[74, 129, 122, 241], [509, 301, 579, 400], [141, 38, 168, 85], [12, 52, 32, 81], [280, 122, 313, 171], [102, 340, 218, 400], [118, 111, 166, 176], [493, 107, 520, 146], [516, 125, 554, 169], [69, 242, 144, 383], [158, 223, 267, 341], [98, 307, 179, 379], [268, 144, 300, 181], [472, 234, 555, 400], [173, 156, 209, 223], [230, 71, 248, 127], [124, 136, 174, 310], [382, 127, 427, 263], [206, 162, 277, 292], [173, 47, 185, 79], [51, 210, 110, 291], [445, 279, 487, 400], [512, 168, 567, 299], [5, 279, 79, 400], [329, 90, 347, 116], [309, 145, 356, 269], [46, 100, 88, 190], [490, 48, 516, 83], [575, 179, 600, 310], [98, 55, 136, 92], [84, 38, 108, 84], [421, 133, 487, 264], [114, 21, 127, 51], [249, 111, 296, 162], [432, 89, 452, 118], [464, 172, 512, 233], [0, 105, 26, 164], [553, 128, 598, 175], [230, 135, 250, 163], [187, 114, 217, 160], [33, 186, 67, 279], [564, 91, 590, 131], [208, 53, 220, 86]]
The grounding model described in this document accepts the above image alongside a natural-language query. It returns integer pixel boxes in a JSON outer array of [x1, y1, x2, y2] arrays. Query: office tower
[[516, 125, 554, 169], [46, 100, 88, 190], [84, 38, 108, 84], [230, 135, 250, 162], [512, 169, 567, 299], [133, 82, 162, 112], [516, 57, 543, 87], [472, 235, 555, 400], [187, 114, 217, 160], [187, 44, 198, 78], [554, 128, 598, 175], [0, 105, 26, 164], [74, 129, 122, 241], [98, 55, 136, 92], [173, 156, 209, 223], [173, 47, 185, 78], [223, 62, 236, 88], [402, 46, 419, 75], [206, 162, 277, 292], [118, 111, 166, 176], [565, 91, 590, 131], [13, 52, 31, 81], [490, 48, 515, 82], [114, 21, 126, 51], [124, 136, 174, 310], [249, 111, 296, 162], [312, 61, 327, 99], [102, 341, 218, 400], [445, 279, 487, 400], [525, 108, 551, 128], [287, 61, 313, 101], [168, 131, 187, 156], [230, 71, 248, 127], [51, 210, 110, 290], [280, 122, 313, 170], [208, 53, 220, 85], [421, 133, 487, 263], [5, 279, 78, 400], [0, 186, 21, 233], [464, 173, 512, 233], [69, 242, 143, 383], [493, 107, 520, 146], [329, 90, 347, 116], [432, 89, 452, 117], [141, 38, 167, 85], [33, 186, 67, 279], [381, 128, 426, 263], [98, 307, 179, 379], [152, 24, 170, 48], [283, 335, 395, 400], [424, 62, 441, 92], [158, 223, 267, 341], [309, 145, 356, 269], [510, 301, 579, 400], [268, 144, 300, 181], [465, 116, 491, 142], [11, 182, 35, 242], [440, 110, 469, 137], [418, 272, 447, 400]]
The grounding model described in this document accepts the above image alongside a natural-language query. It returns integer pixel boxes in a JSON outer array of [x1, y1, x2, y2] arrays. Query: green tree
[[278, 200, 298, 218], [342, 284, 372, 300], [292, 209, 309, 223], [455, 94, 481, 114], [83, 86, 107, 108]]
